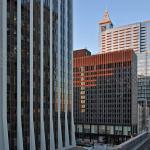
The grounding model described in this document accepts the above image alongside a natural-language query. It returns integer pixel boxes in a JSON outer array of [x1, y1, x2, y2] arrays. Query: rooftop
[[99, 9, 112, 25]]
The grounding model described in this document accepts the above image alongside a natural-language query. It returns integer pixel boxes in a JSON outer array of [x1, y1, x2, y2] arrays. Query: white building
[[99, 10, 150, 53]]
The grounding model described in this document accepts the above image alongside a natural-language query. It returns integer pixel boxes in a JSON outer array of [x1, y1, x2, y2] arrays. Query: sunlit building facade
[[0, 0, 75, 150], [73, 49, 138, 144], [99, 10, 150, 53]]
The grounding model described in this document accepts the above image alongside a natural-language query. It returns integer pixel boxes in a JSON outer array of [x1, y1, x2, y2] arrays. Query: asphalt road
[[137, 135, 150, 150]]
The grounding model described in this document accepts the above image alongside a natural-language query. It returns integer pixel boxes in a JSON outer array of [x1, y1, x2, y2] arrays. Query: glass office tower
[[0, 0, 76, 150], [137, 52, 150, 132], [137, 52, 150, 105]]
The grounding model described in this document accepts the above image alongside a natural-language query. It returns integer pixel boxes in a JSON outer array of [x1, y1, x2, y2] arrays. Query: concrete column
[[40, 0, 46, 149], [17, 0, 24, 149]]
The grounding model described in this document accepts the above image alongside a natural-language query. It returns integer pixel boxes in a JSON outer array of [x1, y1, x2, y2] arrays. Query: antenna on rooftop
[[105, 0, 108, 11]]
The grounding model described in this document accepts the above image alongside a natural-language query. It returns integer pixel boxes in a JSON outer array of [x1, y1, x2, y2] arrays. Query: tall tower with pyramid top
[[99, 9, 113, 52]]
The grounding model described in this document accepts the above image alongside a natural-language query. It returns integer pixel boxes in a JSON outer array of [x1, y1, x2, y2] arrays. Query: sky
[[73, 0, 150, 54]]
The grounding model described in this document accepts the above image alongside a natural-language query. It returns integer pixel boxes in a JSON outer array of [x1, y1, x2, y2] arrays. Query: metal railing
[[114, 132, 149, 150]]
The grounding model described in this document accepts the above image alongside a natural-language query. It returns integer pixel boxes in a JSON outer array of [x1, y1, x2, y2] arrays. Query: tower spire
[[99, 9, 113, 33], [99, 9, 112, 25]]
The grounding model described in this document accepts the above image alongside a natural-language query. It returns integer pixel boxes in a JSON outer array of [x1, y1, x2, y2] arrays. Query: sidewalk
[[68, 147, 86, 150]]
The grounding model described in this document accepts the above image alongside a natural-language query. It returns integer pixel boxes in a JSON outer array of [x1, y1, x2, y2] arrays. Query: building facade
[[73, 49, 138, 144], [99, 10, 150, 133], [138, 99, 149, 133], [99, 10, 150, 53], [0, 0, 75, 150], [137, 52, 150, 104], [137, 52, 150, 132]]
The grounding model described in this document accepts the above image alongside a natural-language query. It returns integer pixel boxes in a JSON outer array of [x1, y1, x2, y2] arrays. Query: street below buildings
[[137, 135, 150, 150]]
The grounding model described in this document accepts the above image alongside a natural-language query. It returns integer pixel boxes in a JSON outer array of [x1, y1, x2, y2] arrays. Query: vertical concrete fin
[[17, 0, 24, 149], [30, 0, 36, 149], [65, 0, 70, 148], [49, 0, 55, 149], [40, 0, 46, 149], [0, 0, 9, 149], [58, 0, 63, 149]]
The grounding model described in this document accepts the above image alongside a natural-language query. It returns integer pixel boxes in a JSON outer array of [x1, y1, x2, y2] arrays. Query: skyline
[[0, 0, 150, 149], [73, 0, 150, 54]]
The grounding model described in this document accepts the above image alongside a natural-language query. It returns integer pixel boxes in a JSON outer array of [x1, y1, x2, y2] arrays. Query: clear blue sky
[[73, 0, 150, 54]]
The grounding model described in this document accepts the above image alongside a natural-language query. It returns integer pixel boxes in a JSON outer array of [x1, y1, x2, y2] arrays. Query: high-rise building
[[0, 0, 75, 150], [137, 52, 150, 132], [138, 99, 149, 133], [73, 49, 138, 144], [99, 10, 150, 133], [99, 10, 150, 53], [137, 52, 150, 104]]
